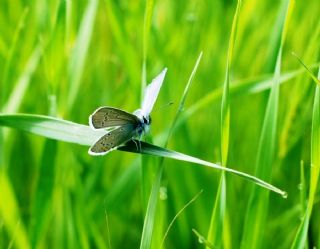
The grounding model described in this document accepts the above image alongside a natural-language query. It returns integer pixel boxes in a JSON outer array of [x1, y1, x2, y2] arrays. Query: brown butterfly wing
[[88, 124, 138, 155], [89, 107, 140, 129]]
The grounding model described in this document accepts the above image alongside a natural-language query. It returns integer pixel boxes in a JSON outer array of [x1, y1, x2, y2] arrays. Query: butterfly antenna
[[154, 102, 174, 113]]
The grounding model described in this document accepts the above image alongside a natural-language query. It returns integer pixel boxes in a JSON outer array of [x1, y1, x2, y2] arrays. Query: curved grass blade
[[118, 140, 286, 197], [160, 190, 203, 248]]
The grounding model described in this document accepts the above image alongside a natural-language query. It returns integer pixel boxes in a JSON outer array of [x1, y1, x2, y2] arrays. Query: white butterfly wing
[[140, 68, 167, 117]]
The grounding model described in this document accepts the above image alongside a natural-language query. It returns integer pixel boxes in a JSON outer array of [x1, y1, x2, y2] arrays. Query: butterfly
[[88, 68, 167, 155]]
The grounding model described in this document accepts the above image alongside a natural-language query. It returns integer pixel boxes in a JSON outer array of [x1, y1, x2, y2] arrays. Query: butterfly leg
[[138, 139, 141, 152], [131, 139, 139, 152], [133, 131, 143, 153], [138, 133, 143, 152]]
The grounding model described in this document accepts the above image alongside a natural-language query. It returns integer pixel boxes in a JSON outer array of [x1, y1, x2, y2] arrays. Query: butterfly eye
[[143, 116, 151, 125]]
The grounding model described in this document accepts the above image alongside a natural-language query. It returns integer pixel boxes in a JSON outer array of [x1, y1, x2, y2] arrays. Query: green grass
[[0, 0, 320, 248]]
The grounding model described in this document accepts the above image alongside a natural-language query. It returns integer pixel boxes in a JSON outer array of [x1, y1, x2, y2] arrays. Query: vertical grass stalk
[[140, 53, 202, 249], [67, 0, 98, 111], [290, 65, 320, 249], [240, 0, 294, 248], [206, 0, 241, 248]]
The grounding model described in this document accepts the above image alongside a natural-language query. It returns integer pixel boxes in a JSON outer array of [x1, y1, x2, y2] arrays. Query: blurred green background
[[0, 0, 319, 248]]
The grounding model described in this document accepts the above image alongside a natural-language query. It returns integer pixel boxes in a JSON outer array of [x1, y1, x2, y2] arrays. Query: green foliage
[[0, 0, 319, 248]]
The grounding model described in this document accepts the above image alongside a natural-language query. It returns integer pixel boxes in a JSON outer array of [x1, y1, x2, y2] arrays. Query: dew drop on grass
[[198, 237, 204, 244], [282, 191, 288, 199], [159, 186, 167, 200]]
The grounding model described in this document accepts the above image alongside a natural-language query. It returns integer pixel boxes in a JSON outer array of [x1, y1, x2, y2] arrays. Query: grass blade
[[141, 0, 154, 96], [0, 174, 30, 249], [139, 2, 157, 248], [67, 0, 98, 110], [207, 0, 241, 247], [173, 65, 320, 136], [119, 140, 286, 197], [192, 229, 215, 249], [290, 65, 320, 249], [3, 46, 41, 113], [2, 7, 29, 104], [279, 22, 320, 158], [0, 114, 106, 146], [29, 139, 57, 248], [140, 53, 202, 249], [104, 0, 140, 84], [240, 0, 294, 248], [0, 113, 286, 196], [291, 53, 320, 85], [160, 190, 203, 248], [139, 163, 163, 249], [166, 52, 203, 144]]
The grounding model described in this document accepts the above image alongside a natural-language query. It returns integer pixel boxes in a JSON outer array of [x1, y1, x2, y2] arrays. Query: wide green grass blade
[[0, 114, 105, 146], [0, 113, 286, 196], [290, 65, 320, 249], [240, 0, 294, 248], [207, 0, 241, 247]]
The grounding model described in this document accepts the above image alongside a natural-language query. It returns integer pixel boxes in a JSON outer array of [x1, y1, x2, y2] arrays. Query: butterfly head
[[141, 115, 151, 134], [134, 109, 151, 134], [142, 115, 151, 125]]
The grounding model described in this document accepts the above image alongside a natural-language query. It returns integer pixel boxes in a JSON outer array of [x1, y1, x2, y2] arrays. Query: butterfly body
[[88, 68, 167, 156]]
